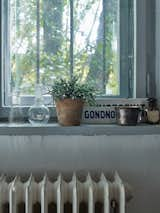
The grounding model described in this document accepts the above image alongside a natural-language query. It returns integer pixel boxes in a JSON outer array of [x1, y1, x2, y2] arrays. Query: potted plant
[[49, 76, 95, 126]]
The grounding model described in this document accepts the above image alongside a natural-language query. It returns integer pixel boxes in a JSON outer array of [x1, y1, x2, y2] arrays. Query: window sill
[[0, 123, 159, 136]]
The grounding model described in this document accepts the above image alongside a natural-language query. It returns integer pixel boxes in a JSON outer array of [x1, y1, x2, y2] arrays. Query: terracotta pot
[[55, 98, 84, 126]]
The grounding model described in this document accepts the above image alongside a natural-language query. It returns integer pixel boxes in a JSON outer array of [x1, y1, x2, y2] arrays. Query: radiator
[[0, 172, 132, 213]]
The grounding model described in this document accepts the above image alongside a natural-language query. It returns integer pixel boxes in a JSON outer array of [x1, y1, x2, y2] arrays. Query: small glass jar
[[28, 84, 50, 125], [146, 98, 160, 124]]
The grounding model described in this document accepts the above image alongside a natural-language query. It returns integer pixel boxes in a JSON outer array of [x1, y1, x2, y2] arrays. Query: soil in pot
[[56, 98, 84, 126]]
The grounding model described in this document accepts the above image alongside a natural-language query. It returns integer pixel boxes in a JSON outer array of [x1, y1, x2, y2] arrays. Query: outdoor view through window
[[9, 0, 119, 101]]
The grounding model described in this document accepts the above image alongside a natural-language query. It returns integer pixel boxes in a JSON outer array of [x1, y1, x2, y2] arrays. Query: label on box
[[82, 106, 116, 124]]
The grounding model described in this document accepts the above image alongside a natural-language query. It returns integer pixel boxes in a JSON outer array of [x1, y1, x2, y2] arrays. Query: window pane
[[41, 0, 71, 83], [10, 0, 37, 95], [73, 0, 119, 95], [9, 0, 70, 96], [3, 0, 133, 105]]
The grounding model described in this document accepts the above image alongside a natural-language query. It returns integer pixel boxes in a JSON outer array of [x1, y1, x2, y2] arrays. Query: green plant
[[49, 76, 95, 105]]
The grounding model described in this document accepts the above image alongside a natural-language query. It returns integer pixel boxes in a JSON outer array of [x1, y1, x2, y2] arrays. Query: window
[[1, 0, 134, 107]]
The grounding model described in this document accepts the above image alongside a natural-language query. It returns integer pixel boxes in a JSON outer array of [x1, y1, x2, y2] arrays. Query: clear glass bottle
[[28, 84, 50, 125], [9, 90, 24, 125]]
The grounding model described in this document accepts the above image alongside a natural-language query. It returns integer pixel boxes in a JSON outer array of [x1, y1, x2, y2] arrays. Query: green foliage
[[49, 76, 95, 105], [10, 0, 119, 97]]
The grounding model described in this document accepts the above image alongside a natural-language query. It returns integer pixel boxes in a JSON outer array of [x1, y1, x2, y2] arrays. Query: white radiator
[[0, 172, 132, 213]]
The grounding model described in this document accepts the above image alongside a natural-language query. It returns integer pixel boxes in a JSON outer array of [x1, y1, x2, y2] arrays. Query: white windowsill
[[0, 123, 159, 136]]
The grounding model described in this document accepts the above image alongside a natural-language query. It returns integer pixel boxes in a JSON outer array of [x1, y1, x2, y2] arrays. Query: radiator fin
[[0, 172, 132, 213]]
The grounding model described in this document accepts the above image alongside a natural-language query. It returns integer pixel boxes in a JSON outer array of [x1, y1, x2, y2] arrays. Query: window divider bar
[[128, 0, 134, 97], [0, 0, 2, 107], [3, 0, 11, 106], [36, 0, 40, 84], [70, 0, 74, 78], [134, 0, 146, 98], [102, 0, 106, 94], [119, 0, 129, 98]]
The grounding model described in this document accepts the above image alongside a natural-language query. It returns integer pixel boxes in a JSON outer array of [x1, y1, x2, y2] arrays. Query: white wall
[[0, 135, 159, 213]]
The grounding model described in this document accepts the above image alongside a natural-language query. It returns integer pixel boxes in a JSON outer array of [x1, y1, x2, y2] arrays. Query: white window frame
[[156, 0, 160, 99], [0, 0, 156, 120]]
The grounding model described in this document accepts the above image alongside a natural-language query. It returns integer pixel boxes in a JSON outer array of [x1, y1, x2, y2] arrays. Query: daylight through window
[[2, 0, 134, 105]]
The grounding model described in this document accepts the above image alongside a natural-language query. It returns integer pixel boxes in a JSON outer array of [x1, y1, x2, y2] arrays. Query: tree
[[10, 0, 119, 96], [87, 0, 118, 95], [43, 0, 63, 54]]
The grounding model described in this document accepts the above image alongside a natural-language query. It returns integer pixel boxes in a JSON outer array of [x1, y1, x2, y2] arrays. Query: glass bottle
[[28, 84, 50, 125], [9, 90, 24, 125]]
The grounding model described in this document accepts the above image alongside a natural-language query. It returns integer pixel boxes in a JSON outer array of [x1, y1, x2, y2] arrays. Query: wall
[[0, 134, 159, 213]]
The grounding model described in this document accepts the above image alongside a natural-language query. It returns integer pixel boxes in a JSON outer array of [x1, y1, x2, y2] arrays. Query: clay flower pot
[[56, 98, 84, 126]]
